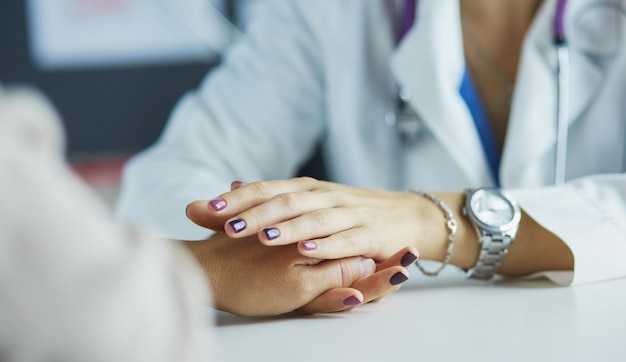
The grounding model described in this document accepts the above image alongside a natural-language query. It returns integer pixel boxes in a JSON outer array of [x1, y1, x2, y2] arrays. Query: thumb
[[294, 257, 375, 315], [313, 256, 376, 290]]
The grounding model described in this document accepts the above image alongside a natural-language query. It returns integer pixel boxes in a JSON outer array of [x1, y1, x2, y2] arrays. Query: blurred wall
[[0, 0, 327, 180], [0, 0, 219, 158]]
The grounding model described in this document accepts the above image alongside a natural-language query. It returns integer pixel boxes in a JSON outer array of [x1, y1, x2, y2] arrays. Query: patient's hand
[[185, 232, 415, 317]]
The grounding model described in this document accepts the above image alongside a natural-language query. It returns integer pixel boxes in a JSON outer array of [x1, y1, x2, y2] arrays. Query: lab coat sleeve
[[115, 0, 326, 240], [0, 87, 218, 362], [508, 174, 626, 286]]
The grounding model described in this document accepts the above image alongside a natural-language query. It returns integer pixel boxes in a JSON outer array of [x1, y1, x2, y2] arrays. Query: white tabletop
[[215, 268, 626, 362]]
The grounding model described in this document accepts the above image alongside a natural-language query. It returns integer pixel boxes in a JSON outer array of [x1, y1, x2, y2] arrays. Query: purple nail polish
[[390, 272, 408, 286], [229, 219, 246, 233], [209, 198, 227, 211], [263, 228, 280, 240], [230, 180, 247, 190], [300, 241, 317, 251], [400, 252, 418, 267], [343, 296, 362, 306]]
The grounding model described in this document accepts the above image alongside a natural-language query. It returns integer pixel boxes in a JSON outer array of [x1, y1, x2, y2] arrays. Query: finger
[[296, 288, 364, 315], [186, 200, 225, 231], [297, 227, 384, 260], [224, 190, 344, 239], [351, 266, 410, 303], [290, 256, 374, 314], [376, 247, 419, 271], [210, 177, 318, 216], [230, 180, 247, 190], [301, 256, 376, 292], [299, 264, 412, 314], [257, 207, 359, 245], [186, 178, 280, 231]]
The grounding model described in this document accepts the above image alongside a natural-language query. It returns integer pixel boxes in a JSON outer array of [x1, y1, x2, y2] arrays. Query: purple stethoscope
[[393, 0, 570, 185]]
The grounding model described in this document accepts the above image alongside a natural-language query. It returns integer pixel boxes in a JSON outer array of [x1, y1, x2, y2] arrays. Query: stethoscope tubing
[[554, 44, 570, 185], [554, 0, 570, 185]]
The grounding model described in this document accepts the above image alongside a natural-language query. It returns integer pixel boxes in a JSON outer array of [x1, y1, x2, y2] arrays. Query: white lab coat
[[116, 0, 626, 285]]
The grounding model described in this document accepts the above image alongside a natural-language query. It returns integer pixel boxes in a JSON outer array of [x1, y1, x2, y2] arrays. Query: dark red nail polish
[[400, 252, 418, 267], [390, 272, 408, 286], [343, 296, 362, 306]]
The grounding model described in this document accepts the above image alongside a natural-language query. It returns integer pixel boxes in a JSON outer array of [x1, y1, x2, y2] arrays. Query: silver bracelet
[[410, 190, 458, 277]]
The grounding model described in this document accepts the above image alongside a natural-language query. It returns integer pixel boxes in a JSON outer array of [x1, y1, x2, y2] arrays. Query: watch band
[[465, 232, 513, 280]]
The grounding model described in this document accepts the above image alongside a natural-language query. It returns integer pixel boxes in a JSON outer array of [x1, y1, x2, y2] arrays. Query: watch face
[[470, 189, 514, 228]]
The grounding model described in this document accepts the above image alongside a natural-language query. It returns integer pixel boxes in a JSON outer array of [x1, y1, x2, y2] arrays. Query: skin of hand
[[187, 177, 574, 276], [187, 177, 427, 262], [184, 231, 416, 317]]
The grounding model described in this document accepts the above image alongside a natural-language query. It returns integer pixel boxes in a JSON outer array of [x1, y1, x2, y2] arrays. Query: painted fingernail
[[209, 198, 227, 211], [390, 272, 409, 286], [231, 180, 247, 189], [263, 228, 281, 240], [300, 240, 317, 251], [229, 219, 246, 233], [360, 258, 376, 278], [343, 296, 362, 307], [400, 252, 418, 267]]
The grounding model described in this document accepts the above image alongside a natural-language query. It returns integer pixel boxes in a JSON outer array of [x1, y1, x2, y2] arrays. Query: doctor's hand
[[186, 177, 433, 262], [185, 232, 415, 317]]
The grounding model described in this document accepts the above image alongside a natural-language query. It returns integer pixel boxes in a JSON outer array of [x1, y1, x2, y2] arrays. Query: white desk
[[215, 269, 626, 362]]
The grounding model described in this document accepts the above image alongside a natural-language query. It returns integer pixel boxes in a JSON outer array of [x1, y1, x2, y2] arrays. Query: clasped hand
[[186, 177, 424, 316]]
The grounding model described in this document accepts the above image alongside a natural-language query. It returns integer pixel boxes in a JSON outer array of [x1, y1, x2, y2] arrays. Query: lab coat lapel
[[391, 0, 492, 186], [563, 0, 608, 125], [501, 0, 605, 187]]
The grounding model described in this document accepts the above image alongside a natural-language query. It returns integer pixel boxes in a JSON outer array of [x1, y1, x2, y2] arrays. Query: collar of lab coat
[[390, 0, 611, 187], [391, 0, 492, 186]]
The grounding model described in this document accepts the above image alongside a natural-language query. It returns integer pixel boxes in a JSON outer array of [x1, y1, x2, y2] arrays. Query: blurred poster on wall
[[26, 0, 240, 70]]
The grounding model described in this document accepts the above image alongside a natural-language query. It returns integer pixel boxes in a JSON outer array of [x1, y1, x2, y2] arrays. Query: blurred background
[[0, 0, 264, 204]]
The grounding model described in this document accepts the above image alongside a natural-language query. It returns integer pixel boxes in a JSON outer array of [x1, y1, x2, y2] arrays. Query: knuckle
[[337, 232, 356, 250], [311, 209, 330, 228], [299, 281, 317, 298], [326, 190, 345, 204], [251, 181, 273, 199], [297, 176, 317, 185], [277, 192, 301, 210], [290, 269, 317, 297]]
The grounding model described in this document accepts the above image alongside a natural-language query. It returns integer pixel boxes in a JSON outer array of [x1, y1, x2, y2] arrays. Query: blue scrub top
[[459, 68, 501, 187]]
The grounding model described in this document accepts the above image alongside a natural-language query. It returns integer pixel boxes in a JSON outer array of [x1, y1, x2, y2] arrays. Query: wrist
[[414, 192, 479, 270], [184, 237, 228, 311]]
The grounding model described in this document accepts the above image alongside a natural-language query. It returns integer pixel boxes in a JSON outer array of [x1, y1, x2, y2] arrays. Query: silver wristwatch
[[463, 188, 522, 280]]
